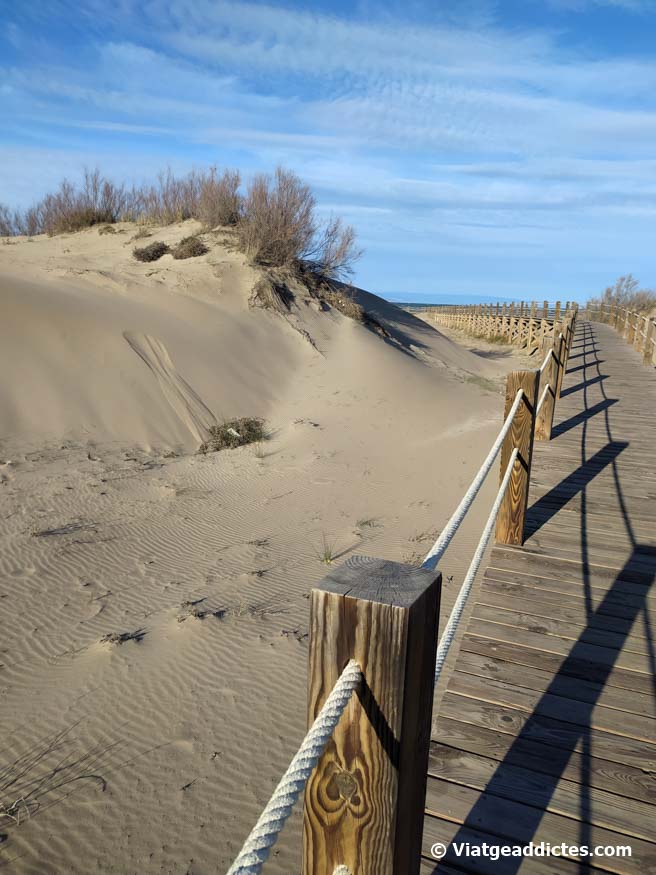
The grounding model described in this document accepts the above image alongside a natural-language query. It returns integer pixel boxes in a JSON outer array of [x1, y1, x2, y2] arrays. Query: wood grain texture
[[535, 340, 559, 440], [495, 369, 539, 546], [303, 557, 441, 875]]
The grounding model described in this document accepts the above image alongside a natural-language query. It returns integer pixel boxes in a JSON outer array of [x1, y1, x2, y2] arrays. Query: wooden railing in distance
[[583, 303, 656, 367], [407, 300, 578, 356], [304, 559, 441, 875], [495, 309, 576, 543]]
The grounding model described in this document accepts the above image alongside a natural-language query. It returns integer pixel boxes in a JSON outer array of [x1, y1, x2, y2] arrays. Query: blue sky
[[1, 0, 655, 302]]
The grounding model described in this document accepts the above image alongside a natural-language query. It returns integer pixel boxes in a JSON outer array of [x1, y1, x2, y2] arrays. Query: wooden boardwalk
[[422, 320, 656, 873]]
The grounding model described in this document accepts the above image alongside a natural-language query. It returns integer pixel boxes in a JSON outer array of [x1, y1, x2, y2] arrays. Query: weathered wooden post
[[495, 369, 539, 546], [554, 330, 568, 399], [627, 311, 637, 345], [554, 301, 561, 322], [644, 320, 655, 367], [535, 340, 559, 441], [634, 315, 645, 353], [542, 300, 548, 320], [304, 557, 441, 875]]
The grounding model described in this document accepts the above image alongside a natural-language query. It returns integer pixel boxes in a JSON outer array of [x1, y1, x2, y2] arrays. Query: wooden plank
[[448, 670, 655, 742], [454, 650, 654, 717], [424, 779, 656, 872], [489, 547, 655, 587], [476, 586, 649, 641], [471, 604, 653, 658], [431, 717, 656, 803], [438, 692, 656, 770], [428, 745, 656, 841], [304, 557, 441, 875], [459, 635, 654, 696], [422, 818, 578, 874], [466, 618, 650, 674], [482, 566, 655, 607]]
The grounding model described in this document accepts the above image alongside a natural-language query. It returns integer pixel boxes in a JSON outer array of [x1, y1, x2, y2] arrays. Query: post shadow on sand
[[426, 320, 656, 873]]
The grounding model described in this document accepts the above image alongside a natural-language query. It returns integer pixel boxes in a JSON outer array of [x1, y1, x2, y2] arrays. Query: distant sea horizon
[[385, 293, 519, 307]]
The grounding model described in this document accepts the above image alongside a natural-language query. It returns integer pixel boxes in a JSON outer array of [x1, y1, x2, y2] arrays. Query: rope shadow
[[424, 548, 655, 874], [524, 440, 628, 537], [560, 373, 608, 398], [551, 398, 618, 438]]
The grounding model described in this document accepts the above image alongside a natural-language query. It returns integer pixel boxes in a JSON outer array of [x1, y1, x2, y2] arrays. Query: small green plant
[[316, 533, 336, 564], [172, 235, 209, 260], [199, 417, 267, 453], [133, 241, 170, 262]]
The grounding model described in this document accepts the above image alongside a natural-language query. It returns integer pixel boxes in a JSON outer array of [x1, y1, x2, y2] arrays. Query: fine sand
[[1, 223, 527, 873]]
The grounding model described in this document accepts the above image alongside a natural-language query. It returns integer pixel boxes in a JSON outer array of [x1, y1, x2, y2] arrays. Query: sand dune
[[1, 224, 521, 873]]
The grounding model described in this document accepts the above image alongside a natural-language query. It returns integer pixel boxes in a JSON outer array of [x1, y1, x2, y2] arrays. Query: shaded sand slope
[[0, 223, 491, 452], [1, 224, 512, 874]]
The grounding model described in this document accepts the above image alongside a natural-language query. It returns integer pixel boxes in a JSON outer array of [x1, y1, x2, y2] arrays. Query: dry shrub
[[199, 418, 266, 453], [238, 167, 361, 279], [198, 168, 241, 227], [587, 274, 656, 315], [132, 168, 203, 224], [133, 241, 170, 262], [43, 170, 130, 234], [172, 235, 209, 260], [0, 204, 14, 237], [130, 227, 152, 241], [4, 165, 361, 282], [98, 224, 116, 235], [305, 217, 363, 279], [238, 168, 315, 268]]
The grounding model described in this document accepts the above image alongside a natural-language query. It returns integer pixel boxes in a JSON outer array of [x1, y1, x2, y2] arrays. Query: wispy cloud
[[1, 0, 655, 297]]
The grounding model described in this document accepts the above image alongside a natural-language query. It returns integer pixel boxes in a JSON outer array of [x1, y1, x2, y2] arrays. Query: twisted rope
[[422, 389, 524, 570], [536, 382, 551, 415], [226, 660, 362, 875], [434, 447, 519, 682]]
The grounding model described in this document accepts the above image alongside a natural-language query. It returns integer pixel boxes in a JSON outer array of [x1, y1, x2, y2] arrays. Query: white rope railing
[[434, 446, 519, 683], [539, 349, 554, 373], [536, 382, 551, 415], [226, 660, 362, 875], [422, 389, 524, 570]]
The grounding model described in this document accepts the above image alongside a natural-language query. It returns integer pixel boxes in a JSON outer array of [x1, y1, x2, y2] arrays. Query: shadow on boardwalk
[[426, 321, 656, 873]]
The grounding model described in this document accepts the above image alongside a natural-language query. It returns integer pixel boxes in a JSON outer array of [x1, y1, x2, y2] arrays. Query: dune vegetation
[[0, 166, 361, 282]]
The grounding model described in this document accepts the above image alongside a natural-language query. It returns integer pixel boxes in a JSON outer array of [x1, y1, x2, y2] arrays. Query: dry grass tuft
[[199, 417, 267, 453], [133, 241, 170, 263], [321, 287, 365, 321], [98, 224, 116, 235], [249, 274, 295, 312], [172, 235, 209, 260]]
